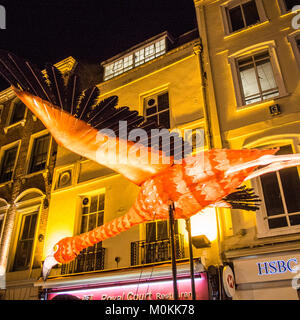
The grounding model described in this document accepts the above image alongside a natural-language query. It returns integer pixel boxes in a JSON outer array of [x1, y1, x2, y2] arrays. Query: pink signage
[[48, 274, 209, 300]]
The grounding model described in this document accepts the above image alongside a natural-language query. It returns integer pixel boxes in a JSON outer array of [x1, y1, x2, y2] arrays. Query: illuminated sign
[[48, 275, 209, 300], [257, 258, 298, 276]]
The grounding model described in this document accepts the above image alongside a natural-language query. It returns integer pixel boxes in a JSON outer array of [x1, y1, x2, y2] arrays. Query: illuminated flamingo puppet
[[0, 51, 300, 280]]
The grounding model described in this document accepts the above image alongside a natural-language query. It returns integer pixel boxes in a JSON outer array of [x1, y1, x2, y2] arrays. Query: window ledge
[[22, 168, 49, 181], [236, 92, 290, 111], [0, 180, 13, 188], [3, 119, 26, 134], [224, 20, 270, 39], [257, 226, 300, 239]]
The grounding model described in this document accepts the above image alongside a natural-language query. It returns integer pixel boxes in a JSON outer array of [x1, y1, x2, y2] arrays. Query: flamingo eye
[[53, 245, 58, 252]]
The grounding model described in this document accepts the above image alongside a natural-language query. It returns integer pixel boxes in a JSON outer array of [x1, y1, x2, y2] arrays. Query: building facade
[[35, 30, 226, 300], [0, 57, 77, 300], [194, 0, 300, 299]]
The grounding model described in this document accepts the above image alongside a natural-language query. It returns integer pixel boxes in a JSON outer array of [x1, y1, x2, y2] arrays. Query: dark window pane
[[28, 214, 37, 238], [146, 106, 157, 116], [90, 196, 98, 213], [290, 214, 300, 226], [29, 135, 50, 173], [10, 100, 26, 125], [284, 0, 299, 11], [13, 212, 37, 271], [158, 93, 169, 112], [82, 206, 88, 215], [89, 214, 96, 231], [157, 221, 168, 240], [146, 222, 156, 243], [147, 115, 158, 125], [21, 216, 31, 240], [279, 167, 300, 213], [80, 215, 88, 233], [97, 212, 104, 227], [0, 147, 17, 183], [243, 0, 260, 26], [268, 217, 288, 229], [98, 194, 105, 211], [159, 111, 170, 129], [260, 172, 285, 216], [229, 6, 245, 32]]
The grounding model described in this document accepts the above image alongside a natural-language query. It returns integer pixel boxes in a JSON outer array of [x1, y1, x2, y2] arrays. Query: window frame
[[4, 98, 27, 133], [221, 0, 268, 36], [12, 210, 39, 271], [78, 193, 105, 252], [228, 42, 288, 108], [288, 31, 300, 71], [0, 200, 9, 242], [103, 36, 167, 81], [250, 139, 300, 238], [9, 199, 43, 273], [140, 86, 172, 129], [0, 140, 21, 185], [25, 130, 52, 176]]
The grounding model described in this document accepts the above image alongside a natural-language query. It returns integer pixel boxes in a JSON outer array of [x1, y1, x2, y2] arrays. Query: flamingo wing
[[0, 51, 191, 185]]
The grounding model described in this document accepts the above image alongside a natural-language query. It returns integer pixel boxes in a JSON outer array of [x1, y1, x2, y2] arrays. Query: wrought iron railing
[[131, 234, 185, 266], [61, 247, 105, 275]]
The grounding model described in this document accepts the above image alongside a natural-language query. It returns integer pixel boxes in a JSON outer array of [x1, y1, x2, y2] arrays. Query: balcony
[[131, 234, 185, 266], [61, 247, 105, 275]]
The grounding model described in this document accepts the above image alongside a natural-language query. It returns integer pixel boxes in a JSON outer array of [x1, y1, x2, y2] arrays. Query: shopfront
[[231, 250, 300, 300], [35, 261, 211, 300]]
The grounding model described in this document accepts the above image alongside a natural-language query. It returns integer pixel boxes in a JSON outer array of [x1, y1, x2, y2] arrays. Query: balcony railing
[[131, 234, 185, 266], [61, 247, 105, 275]]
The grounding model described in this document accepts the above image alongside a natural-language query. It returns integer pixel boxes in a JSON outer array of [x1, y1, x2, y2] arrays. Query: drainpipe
[[194, 1, 225, 298], [193, 42, 212, 150]]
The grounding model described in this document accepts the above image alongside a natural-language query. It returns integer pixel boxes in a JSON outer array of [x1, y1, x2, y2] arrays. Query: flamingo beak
[[42, 254, 59, 281]]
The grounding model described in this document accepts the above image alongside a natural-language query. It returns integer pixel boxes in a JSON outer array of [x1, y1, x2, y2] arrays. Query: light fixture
[[191, 235, 211, 248]]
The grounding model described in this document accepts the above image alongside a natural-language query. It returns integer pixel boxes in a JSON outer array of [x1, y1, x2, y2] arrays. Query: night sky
[[0, 0, 197, 90]]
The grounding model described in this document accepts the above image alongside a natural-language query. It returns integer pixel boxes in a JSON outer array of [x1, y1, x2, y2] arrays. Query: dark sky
[[0, 0, 197, 90]]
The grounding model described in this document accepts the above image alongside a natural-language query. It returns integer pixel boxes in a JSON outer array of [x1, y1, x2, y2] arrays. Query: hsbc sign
[[257, 259, 298, 276], [233, 252, 300, 285]]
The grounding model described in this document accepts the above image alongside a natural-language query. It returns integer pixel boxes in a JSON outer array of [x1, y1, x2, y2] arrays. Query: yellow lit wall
[[194, 0, 300, 255]]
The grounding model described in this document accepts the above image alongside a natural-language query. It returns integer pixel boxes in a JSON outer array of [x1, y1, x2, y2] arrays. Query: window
[[104, 55, 133, 80], [28, 134, 50, 174], [145, 220, 179, 264], [13, 211, 38, 271], [229, 44, 287, 107], [0, 145, 18, 183], [80, 194, 104, 252], [255, 145, 300, 235], [288, 32, 300, 70], [135, 39, 166, 66], [237, 51, 279, 105], [144, 92, 170, 128], [8, 99, 26, 126], [221, 0, 267, 35], [103, 38, 166, 81]]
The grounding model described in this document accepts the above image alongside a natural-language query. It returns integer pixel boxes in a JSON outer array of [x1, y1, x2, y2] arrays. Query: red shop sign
[[48, 274, 209, 300]]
